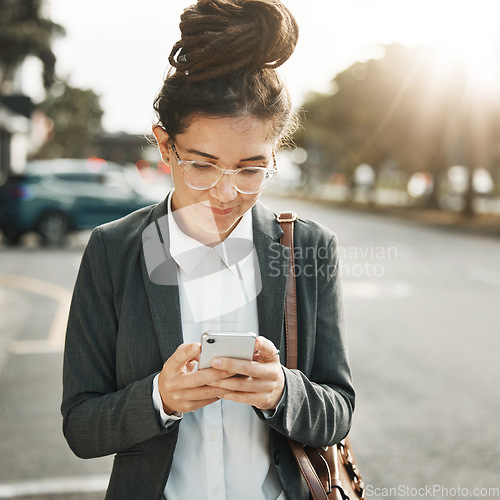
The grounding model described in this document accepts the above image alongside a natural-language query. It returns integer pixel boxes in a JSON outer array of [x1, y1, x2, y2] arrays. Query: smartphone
[[198, 331, 257, 370]]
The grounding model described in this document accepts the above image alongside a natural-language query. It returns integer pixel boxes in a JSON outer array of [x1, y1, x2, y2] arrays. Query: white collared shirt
[[152, 192, 285, 500]]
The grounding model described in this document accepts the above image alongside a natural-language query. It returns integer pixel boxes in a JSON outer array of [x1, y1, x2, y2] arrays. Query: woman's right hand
[[158, 342, 234, 415]]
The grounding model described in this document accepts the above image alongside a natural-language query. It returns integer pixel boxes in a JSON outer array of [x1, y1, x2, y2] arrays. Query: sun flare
[[411, 0, 500, 94]]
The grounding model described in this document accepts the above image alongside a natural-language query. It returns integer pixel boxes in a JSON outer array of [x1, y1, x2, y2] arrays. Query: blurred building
[[90, 132, 155, 166], [0, 93, 35, 184]]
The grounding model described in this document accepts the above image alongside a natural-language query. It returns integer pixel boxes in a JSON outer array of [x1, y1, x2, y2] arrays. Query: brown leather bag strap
[[278, 212, 365, 500], [289, 440, 330, 500], [278, 211, 298, 370], [278, 211, 329, 500]]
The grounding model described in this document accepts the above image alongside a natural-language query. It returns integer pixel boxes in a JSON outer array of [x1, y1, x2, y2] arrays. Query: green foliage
[[300, 43, 500, 184], [0, 0, 65, 89], [35, 81, 104, 159]]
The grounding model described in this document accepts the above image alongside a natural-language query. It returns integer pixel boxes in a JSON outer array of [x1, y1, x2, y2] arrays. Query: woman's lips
[[203, 203, 236, 215], [209, 205, 236, 216]]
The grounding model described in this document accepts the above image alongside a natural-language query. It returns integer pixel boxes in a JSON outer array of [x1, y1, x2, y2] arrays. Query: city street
[[1, 195, 499, 499]]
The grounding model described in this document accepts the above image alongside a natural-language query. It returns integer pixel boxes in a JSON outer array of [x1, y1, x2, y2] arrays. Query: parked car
[[0, 158, 170, 246]]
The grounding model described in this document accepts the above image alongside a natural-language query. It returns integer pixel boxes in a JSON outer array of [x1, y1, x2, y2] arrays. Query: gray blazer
[[61, 197, 354, 500]]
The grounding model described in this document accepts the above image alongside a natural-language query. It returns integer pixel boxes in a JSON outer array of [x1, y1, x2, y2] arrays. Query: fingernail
[[212, 358, 222, 368]]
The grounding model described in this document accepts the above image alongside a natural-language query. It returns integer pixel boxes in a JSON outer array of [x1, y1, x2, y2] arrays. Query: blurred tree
[[0, 0, 65, 91], [300, 45, 426, 199], [299, 43, 500, 216], [35, 81, 104, 159]]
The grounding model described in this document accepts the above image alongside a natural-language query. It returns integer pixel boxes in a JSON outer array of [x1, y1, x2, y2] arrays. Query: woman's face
[[153, 115, 275, 245]]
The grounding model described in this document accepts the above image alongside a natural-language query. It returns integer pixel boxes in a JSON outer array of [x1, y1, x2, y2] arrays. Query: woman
[[61, 1, 354, 499]]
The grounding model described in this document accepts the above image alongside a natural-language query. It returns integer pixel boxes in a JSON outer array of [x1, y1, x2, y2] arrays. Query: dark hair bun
[[169, 0, 299, 82]]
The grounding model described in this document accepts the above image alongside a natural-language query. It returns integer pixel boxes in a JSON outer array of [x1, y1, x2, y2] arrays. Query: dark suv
[[0, 158, 169, 246]]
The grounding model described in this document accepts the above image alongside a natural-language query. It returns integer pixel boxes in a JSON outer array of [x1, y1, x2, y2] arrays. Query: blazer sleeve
[[61, 227, 174, 459], [259, 231, 355, 447]]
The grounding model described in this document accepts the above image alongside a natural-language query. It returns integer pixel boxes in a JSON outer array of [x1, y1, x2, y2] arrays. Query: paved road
[[0, 232, 112, 499], [1, 196, 499, 499]]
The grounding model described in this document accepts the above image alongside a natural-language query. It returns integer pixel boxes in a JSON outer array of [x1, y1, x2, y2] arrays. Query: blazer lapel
[[140, 199, 183, 362], [252, 202, 289, 357]]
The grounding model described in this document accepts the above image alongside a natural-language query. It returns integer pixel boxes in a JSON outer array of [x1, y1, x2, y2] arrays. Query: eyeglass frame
[[169, 141, 277, 194]]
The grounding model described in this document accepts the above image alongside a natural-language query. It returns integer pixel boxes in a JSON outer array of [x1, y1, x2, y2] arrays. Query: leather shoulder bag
[[277, 211, 366, 500]]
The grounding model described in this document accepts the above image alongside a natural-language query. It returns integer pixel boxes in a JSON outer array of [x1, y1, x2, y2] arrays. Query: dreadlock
[[154, 0, 299, 145], [168, 0, 298, 81]]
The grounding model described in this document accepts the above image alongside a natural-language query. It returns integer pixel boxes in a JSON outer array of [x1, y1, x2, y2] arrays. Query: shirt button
[[210, 432, 218, 441], [212, 486, 221, 495]]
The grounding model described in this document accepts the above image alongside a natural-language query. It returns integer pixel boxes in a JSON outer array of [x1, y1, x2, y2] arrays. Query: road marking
[[0, 273, 72, 354], [0, 475, 108, 498], [468, 266, 500, 288]]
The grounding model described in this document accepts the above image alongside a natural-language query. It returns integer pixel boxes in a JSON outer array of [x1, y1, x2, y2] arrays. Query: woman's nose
[[211, 172, 237, 203]]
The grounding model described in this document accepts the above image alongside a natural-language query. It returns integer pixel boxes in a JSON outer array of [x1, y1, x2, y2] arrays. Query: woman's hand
[[158, 342, 234, 415], [208, 336, 285, 411]]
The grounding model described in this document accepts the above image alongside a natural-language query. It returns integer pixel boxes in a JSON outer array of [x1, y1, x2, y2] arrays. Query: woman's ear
[[152, 125, 170, 163], [152, 125, 172, 175]]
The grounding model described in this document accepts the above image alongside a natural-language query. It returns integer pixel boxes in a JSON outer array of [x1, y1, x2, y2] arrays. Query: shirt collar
[[167, 191, 254, 276]]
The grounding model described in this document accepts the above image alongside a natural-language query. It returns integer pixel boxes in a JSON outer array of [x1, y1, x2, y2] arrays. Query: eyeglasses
[[170, 141, 277, 194]]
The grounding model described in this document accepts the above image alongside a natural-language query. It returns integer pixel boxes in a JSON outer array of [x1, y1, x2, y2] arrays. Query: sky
[[21, 0, 500, 135]]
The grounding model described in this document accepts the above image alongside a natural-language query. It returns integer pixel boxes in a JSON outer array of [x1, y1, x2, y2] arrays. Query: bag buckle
[[277, 212, 297, 223]]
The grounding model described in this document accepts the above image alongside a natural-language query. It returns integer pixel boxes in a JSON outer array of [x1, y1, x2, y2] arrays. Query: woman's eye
[[239, 168, 261, 176], [192, 163, 214, 170]]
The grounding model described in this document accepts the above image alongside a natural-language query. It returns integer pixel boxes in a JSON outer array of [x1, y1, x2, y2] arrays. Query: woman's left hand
[[208, 336, 284, 411]]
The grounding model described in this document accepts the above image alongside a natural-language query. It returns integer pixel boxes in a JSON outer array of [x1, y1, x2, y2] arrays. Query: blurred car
[[0, 158, 170, 246]]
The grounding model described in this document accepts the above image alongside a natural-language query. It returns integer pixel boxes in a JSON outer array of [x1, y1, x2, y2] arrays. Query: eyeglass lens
[[184, 164, 271, 193]]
